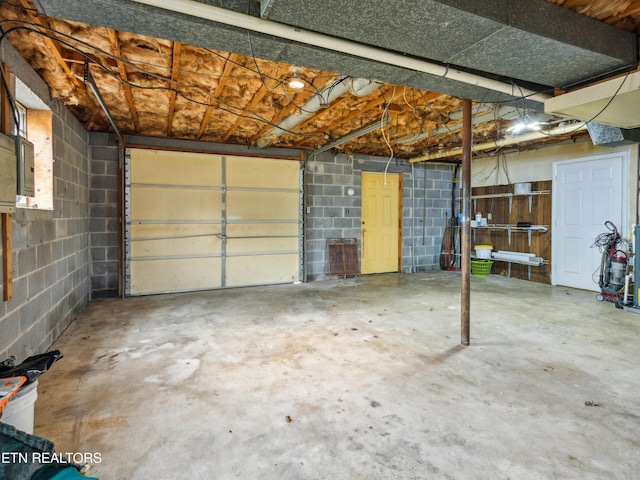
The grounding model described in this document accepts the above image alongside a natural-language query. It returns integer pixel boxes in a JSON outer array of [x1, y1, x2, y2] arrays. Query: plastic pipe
[[409, 123, 588, 163], [396, 106, 525, 145], [257, 77, 382, 148], [130, 0, 551, 103]]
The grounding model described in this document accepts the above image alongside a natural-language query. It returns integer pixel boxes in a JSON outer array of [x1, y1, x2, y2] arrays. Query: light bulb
[[288, 77, 304, 89]]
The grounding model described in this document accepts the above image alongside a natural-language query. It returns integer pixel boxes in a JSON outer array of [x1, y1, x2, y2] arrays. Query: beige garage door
[[125, 149, 301, 295]]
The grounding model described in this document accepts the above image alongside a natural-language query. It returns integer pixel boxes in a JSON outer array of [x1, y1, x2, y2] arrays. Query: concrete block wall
[[304, 152, 455, 280], [88, 133, 120, 299], [0, 42, 91, 362], [0, 101, 91, 362]]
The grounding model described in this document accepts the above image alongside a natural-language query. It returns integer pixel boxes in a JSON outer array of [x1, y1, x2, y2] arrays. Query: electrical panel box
[[0, 132, 17, 213], [14, 135, 34, 197]]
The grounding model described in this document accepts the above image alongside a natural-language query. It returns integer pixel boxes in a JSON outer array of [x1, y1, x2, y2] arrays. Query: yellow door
[[361, 172, 401, 274]]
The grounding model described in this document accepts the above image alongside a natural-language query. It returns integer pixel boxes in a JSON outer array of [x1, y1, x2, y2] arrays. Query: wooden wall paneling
[[471, 181, 551, 283]]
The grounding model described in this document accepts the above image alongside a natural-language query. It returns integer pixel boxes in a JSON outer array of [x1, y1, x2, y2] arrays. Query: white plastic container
[[514, 182, 532, 194], [2, 379, 38, 433], [474, 245, 492, 259]]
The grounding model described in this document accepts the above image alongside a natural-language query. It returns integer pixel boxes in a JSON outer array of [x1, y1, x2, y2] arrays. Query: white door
[[126, 149, 302, 295], [552, 152, 628, 291]]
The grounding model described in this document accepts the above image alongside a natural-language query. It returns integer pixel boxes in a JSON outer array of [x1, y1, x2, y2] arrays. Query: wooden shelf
[[469, 224, 548, 246], [470, 181, 551, 284], [471, 190, 550, 213]]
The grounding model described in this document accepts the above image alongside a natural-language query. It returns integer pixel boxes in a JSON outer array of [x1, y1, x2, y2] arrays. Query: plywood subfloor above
[[0, 1, 628, 160]]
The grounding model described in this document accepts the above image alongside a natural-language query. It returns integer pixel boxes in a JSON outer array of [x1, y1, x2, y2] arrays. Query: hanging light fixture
[[287, 66, 305, 89]]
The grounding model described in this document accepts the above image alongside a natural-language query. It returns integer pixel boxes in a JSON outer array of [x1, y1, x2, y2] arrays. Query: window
[[13, 77, 53, 210]]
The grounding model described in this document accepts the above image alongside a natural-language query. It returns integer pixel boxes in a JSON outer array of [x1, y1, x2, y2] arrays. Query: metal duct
[[260, 0, 636, 89], [545, 71, 640, 129], [587, 123, 640, 147], [409, 123, 588, 163], [256, 77, 382, 148], [33, 0, 546, 108]]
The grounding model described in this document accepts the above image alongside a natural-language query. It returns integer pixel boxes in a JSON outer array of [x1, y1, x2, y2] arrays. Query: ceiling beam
[[219, 64, 287, 142], [605, 0, 640, 23], [196, 52, 237, 140], [290, 88, 395, 148], [128, 0, 550, 102], [107, 29, 140, 133], [559, 0, 591, 9], [248, 76, 328, 144], [17, 0, 84, 91], [167, 41, 182, 137], [284, 96, 351, 140], [320, 87, 394, 130], [293, 89, 444, 149]]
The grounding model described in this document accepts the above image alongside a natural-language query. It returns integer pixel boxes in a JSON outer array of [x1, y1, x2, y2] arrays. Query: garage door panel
[[226, 236, 298, 254], [226, 254, 299, 287], [131, 188, 221, 221], [226, 223, 298, 237], [227, 191, 299, 221], [131, 236, 222, 258], [131, 223, 221, 240], [226, 155, 299, 189], [127, 150, 301, 295], [130, 257, 222, 295], [131, 149, 221, 186]]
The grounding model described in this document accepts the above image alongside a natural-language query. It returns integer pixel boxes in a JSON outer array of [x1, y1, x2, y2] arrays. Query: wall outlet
[[487, 212, 492, 221]]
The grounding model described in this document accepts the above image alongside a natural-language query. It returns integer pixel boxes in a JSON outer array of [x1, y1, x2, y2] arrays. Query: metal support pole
[[461, 99, 472, 346]]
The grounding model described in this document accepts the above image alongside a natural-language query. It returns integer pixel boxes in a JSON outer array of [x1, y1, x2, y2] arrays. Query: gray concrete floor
[[33, 272, 640, 479]]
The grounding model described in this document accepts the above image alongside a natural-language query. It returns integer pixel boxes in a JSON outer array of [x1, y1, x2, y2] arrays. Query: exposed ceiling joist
[[605, 1, 640, 23], [2, 0, 635, 158], [108, 29, 140, 133], [166, 41, 182, 137], [561, 0, 590, 8], [196, 52, 237, 140], [248, 76, 326, 144], [17, 0, 83, 91], [292, 86, 396, 148], [220, 63, 287, 143]]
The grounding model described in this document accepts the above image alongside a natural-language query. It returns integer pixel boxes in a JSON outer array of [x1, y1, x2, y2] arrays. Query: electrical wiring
[[0, 1, 36, 12], [0, 14, 339, 133], [1, 2, 318, 92], [473, 161, 498, 183], [246, 30, 327, 117], [382, 86, 396, 182], [0, 20, 332, 139], [499, 153, 511, 185], [401, 86, 427, 136], [0, 58, 20, 131], [535, 72, 631, 138], [416, 89, 456, 136], [246, 30, 270, 90], [1, 1, 582, 156]]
